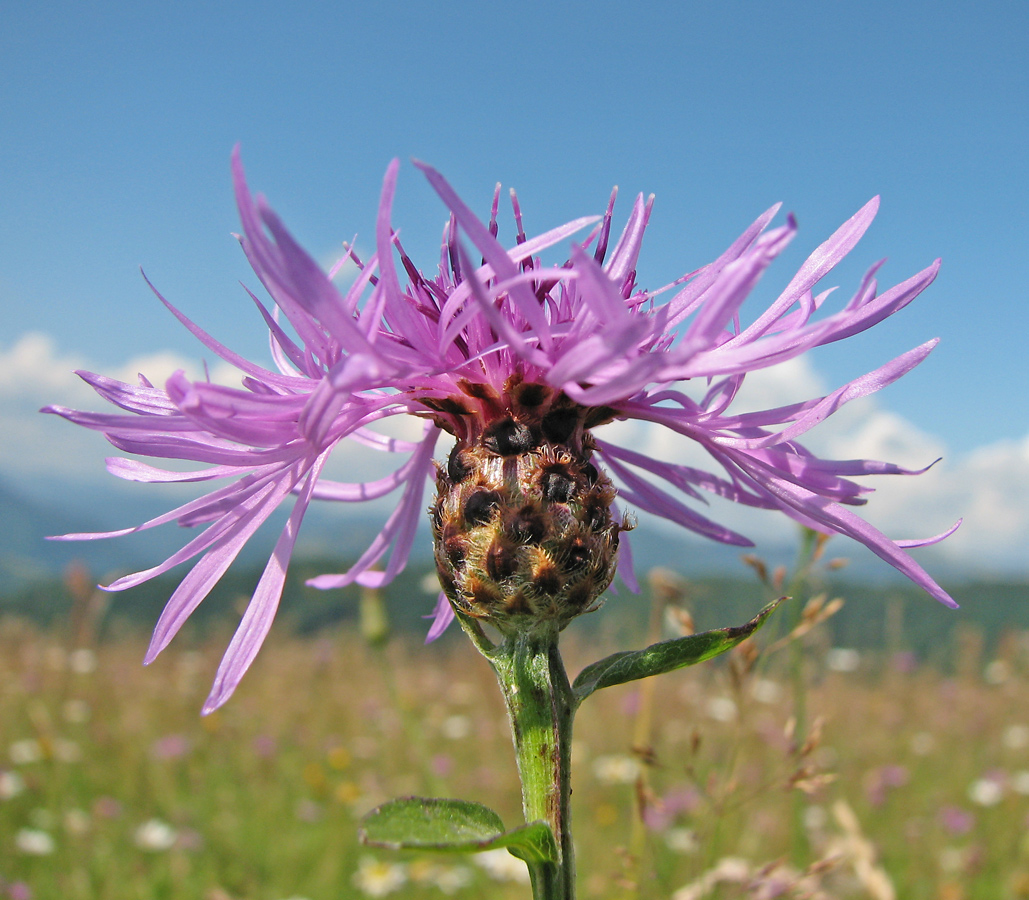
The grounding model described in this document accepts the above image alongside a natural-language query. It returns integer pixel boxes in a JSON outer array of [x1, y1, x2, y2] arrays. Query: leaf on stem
[[359, 797, 558, 864], [572, 598, 783, 705]]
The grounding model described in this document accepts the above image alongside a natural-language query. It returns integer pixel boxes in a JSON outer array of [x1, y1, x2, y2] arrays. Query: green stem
[[485, 625, 577, 900]]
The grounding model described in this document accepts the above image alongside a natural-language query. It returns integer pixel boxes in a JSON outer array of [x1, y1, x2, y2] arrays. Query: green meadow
[[2, 561, 1028, 900]]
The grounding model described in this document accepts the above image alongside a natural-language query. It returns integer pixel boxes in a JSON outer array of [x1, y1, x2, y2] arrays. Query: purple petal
[[602, 452, 754, 546], [735, 453, 958, 608], [417, 161, 557, 352], [306, 431, 437, 590], [896, 519, 962, 548], [424, 592, 455, 643], [603, 191, 653, 285], [716, 340, 939, 450], [202, 454, 328, 713], [664, 203, 783, 330]]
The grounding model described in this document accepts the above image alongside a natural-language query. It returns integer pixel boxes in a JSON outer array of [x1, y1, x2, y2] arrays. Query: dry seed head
[[426, 378, 624, 635], [647, 567, 689, 604]]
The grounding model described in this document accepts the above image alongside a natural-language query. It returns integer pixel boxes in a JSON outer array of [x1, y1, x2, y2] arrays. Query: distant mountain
[[0, 479, 131, 586]]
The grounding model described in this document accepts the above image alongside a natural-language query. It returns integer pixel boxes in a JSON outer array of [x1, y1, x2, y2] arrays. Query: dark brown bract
[[427, 379, 626, 634]]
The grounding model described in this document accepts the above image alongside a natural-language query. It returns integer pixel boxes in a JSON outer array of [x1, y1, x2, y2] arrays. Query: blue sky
[[2, 0, 1027, 573]]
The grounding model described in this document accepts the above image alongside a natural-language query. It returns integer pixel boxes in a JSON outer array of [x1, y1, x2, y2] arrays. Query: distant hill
[[0, 480, 143, 586]]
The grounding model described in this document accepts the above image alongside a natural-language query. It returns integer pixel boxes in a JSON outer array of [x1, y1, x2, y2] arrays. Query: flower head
[[45, 148, 957, 711]]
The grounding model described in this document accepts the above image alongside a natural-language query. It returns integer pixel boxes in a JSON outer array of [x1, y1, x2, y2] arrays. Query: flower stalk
[[438, 597, 786, 898], [488, 626, 576, 900]]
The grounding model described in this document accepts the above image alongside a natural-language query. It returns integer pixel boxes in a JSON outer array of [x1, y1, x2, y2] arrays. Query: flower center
[[426, 378, 625, 634]]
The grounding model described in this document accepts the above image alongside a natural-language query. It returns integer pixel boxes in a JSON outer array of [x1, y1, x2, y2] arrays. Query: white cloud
[[0, 332, 88, 396], [0, 333, 240, 483], [905, 434, 1029, 573], [0, 332, 239, 403]]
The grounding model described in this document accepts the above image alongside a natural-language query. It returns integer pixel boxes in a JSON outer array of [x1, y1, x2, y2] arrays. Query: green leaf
[[359, 797, 558, 864], [573, 598, 783, 705]]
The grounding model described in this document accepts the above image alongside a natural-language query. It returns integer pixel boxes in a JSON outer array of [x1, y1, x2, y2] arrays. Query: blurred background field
[[3, 553, 1029, 900]]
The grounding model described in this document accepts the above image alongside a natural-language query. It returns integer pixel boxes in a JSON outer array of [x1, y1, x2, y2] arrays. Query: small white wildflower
[[909, 731, 935, 756], [826, 648, 860, 672], [432, 865, 474, 894], [711, 857, 751, 881], [0, 770, 26, 800], [441, 714, 471, 740], [591, 754, 642, 785], [9, 739, 43, 765], [803, 805, 828, 831], [474, 848, 531, 883], [1012, 771, 1029, 795], [706, 696, 738, 722], [68, 648, 97, 674], [984, 659, 1009, 685], [750, 678, 783, 704], [671, 883, 703, 900], [53, 739, 82, 763], [1004, 724, 1029, 751], [420, 571, 442, 594], [15, 828, 55, 855], [664, 827, 699, 854], [352, 856, 408, 896], [64, 808, 91, 836], [938, 846, 965, 874], [968, 778, 1004, 807], [134, 818, 178, 851], [62, 699, 91, 723]]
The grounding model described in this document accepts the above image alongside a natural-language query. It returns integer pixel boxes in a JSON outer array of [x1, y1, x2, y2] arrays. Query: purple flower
[[892, 650, 918, 674], [864, 763, 910, 806], [642, 784, 702, 831], [251, 734, 278, 758], [149, 734, 191, 760], [938, 804, 975, 835], [44, 148, 957, 711]]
